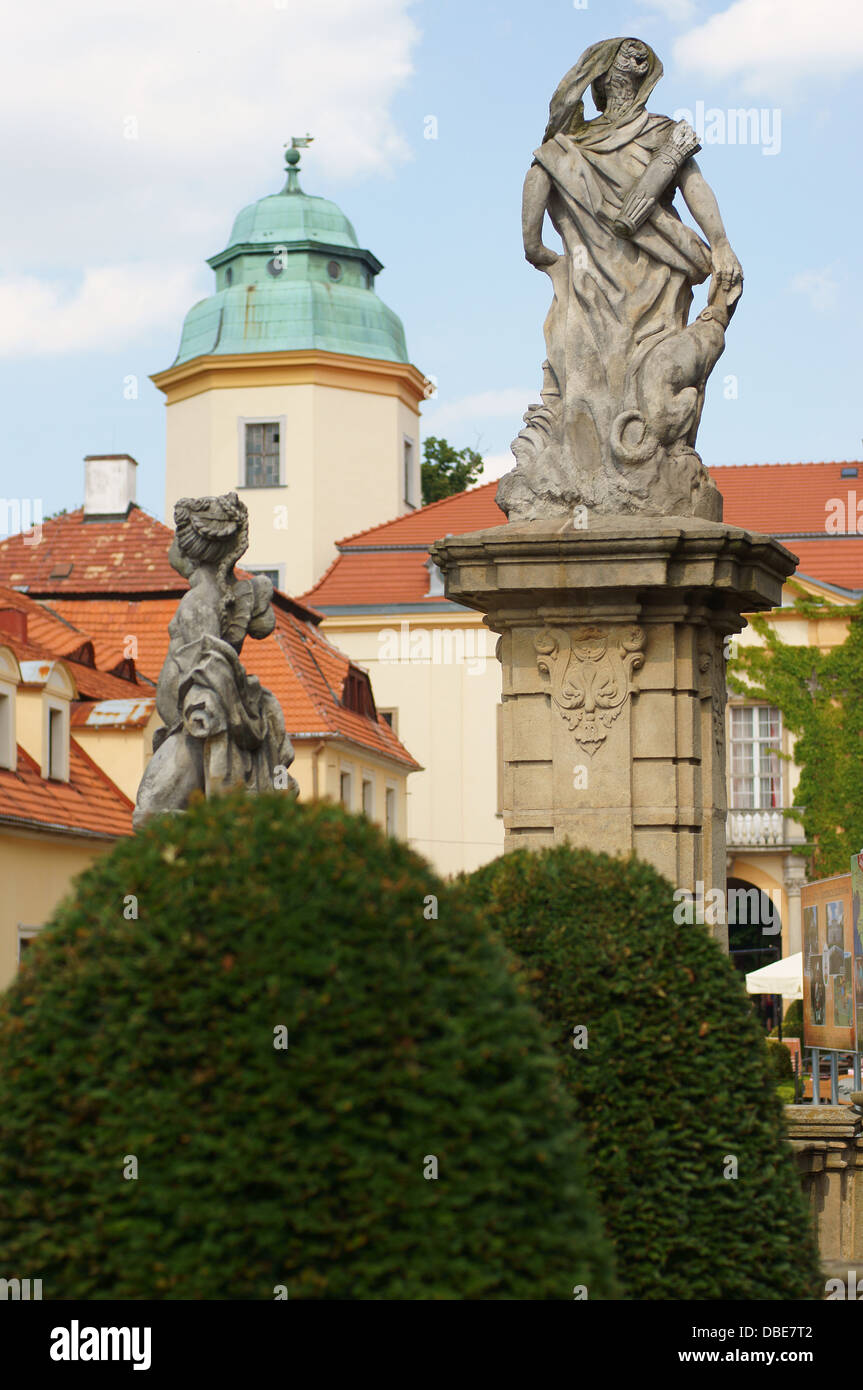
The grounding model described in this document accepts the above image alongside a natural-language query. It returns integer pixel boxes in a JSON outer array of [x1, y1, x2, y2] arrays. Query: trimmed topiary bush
[[458, 845, 822, 1301], [770, 999, 804, 1041], [765, 1039, 794, 1082], [0, 792, 615, 1301]]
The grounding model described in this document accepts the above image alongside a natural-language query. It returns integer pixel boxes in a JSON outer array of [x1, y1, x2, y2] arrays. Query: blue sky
[[1, 0, 860, 521]]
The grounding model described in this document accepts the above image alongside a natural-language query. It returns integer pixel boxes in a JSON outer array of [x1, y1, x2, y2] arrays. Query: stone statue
[[134, 492, 298, 828], [497, 36, 743, 524]]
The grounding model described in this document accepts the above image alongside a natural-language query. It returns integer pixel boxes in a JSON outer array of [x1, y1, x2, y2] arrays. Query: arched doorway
[[727, 877, 782, 1031]]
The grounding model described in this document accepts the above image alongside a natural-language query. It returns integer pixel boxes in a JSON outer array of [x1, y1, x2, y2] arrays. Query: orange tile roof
[[49, 597, 419, 768], [0, 505, 182, 594], [0, 506, 409, 764], [302, 463, 863, 607], [0, 742, 134, 839], [0, 585, 154, 699]]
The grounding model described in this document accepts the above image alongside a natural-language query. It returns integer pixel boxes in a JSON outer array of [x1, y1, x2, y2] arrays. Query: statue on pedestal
[[497, 36, 743, 523], [134, 493, 298, 828]]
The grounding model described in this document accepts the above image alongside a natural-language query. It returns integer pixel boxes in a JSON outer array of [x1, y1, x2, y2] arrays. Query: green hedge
[[765, 1039, 794, 1082], [0, 793, 615, 1301], [770, 999, 804, 1041], [458, 845, 822, 1301]]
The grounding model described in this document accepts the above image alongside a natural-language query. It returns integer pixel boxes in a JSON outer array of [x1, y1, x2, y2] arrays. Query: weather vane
[[283, 135, 314, 192]]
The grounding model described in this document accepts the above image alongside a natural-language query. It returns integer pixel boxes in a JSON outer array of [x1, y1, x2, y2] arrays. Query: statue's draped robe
[[531, 109, 712, 496]]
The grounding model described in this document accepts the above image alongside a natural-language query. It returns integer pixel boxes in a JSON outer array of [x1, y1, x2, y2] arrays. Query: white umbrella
[[745, 951, 803, 999]]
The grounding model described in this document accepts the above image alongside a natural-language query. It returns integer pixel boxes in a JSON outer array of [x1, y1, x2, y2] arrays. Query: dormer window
[[19, 659, 75, 782], [0, 645, 19, 771], [48, 707, 66, 779]]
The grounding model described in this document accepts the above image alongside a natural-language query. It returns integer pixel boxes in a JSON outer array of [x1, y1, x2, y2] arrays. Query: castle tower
[[152, 143, 428, 594]]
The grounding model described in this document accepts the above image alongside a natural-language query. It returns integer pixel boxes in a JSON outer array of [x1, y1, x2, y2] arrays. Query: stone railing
[[727, 808, 804, 848], [786, 1104, 863, 1289]]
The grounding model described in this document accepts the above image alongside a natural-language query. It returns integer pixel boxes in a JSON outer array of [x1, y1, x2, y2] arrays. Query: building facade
[[303, 462, 863, 1000], [153, 148, 429, 597]]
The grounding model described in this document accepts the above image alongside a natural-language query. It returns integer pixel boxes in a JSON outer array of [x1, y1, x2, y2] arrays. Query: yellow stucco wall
[[0, 828, 117, 993], [318, 613, 503, 876], [163, 380, 420, 595], [71, 714, 161, 802]]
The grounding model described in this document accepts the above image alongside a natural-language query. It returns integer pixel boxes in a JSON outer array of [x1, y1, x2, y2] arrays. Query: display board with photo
[[802, 873, 856, 1051], [848, 855, 863, 1049]]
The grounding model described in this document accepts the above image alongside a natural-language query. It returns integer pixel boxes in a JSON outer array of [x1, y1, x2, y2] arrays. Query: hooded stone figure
[[498, 36, 743, 523]]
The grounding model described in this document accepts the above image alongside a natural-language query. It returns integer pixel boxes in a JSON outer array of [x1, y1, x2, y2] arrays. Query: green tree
[[458, 845, 822, 1301], [0, 792, 615, 1300], [421, 436, 483, 505], [729, 588, 863, 877]]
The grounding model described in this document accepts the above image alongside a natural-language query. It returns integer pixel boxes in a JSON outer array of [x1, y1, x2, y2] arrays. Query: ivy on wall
[[728, 586, 863, 878]]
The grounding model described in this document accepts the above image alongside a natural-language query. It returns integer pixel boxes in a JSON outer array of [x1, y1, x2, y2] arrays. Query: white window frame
[[729, 703, 782, 811], [245, 563, 285, 593], [385, 783, 397, 836], [0, 686, 15, 770], [378, 708, 399, 736], [339, 766, 354, 810], [361, 776, 375, 819], [403, 436, 416, 509], [238, 415, 287, 489], [18, 925, 42, 964], [44, 697, 70, 782]]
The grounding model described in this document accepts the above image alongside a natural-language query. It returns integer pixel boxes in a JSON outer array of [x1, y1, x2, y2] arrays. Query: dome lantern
[[172, 143, 408, 365]]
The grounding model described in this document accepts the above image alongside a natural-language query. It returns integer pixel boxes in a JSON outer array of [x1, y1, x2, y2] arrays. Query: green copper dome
[[173, 148, 409, 366]]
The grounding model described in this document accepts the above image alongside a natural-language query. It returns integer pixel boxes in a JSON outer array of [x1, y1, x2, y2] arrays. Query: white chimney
[[83, 455, 138, 517]]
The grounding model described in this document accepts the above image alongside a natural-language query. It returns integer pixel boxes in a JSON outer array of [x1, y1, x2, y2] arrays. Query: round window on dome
[[327, 260, 343, 281], [266, 257, 284, 278]]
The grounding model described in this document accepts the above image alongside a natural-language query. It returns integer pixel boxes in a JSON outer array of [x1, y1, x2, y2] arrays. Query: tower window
[[225, 266, 233, 286], [246, 566, 281, 590], [244, 422, 281, 488], [327, 260, 342, 281], [403, 437, 416, 507]]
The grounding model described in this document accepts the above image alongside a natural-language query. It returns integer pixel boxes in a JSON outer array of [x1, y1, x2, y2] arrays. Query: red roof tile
[[48, 597, 419, 768], [0, 742, 134, 838], [0, 506, 182, 594], [302, 463, 863, 606]]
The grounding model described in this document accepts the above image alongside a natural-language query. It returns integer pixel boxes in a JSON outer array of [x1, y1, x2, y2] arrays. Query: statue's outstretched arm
[[523, 164, 559, 269], [677, 158, 743, 296]]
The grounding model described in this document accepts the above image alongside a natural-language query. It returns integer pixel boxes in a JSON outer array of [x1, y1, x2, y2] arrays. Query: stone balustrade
[[728, 809, 803, 848], [786, 1104, 863, 1291]]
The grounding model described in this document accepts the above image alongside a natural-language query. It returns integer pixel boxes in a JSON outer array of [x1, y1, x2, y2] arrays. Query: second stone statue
[[498, 36, 744, 523]]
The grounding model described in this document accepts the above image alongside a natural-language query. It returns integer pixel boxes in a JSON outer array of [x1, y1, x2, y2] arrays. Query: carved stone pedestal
[[430, 515, 796, 947]]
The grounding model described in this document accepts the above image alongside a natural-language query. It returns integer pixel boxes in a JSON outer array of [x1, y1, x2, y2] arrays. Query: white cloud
[[478, 453, 513, 483], [788, 266, 840, 315], [425, 387, 536, 429], [0, 265, 204, 356], [674, 0, 863, 91], [0, 0, 420, 274]]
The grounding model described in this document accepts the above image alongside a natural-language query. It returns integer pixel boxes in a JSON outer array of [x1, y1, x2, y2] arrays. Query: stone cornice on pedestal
[[429, 515, 798, 621], [430, 513, 799, 940]]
